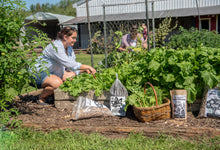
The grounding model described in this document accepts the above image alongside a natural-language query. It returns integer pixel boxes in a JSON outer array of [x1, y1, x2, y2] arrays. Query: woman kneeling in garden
[[30, 26, 96, 105]]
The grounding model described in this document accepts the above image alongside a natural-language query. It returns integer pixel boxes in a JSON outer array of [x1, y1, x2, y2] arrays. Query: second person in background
[[118, 24, 147, 52]]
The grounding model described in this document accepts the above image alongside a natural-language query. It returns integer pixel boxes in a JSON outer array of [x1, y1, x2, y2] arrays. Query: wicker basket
[[133, 82, 171, 122]]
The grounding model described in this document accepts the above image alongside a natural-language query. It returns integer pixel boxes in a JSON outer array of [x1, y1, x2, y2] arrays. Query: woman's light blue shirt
[[34, 39, 81, 79]]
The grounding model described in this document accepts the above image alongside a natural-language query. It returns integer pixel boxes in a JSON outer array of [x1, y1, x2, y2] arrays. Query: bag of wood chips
[[72, 96, 113, 120]]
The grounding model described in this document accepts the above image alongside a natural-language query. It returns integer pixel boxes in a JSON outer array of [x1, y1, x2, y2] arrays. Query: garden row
[[60, 46, 220, 112]]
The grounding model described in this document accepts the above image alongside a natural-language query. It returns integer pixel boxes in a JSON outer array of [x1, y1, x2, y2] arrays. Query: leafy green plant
[[142, 47, 220, 103], [0, 0, 50, 128], [167, 26, 220, 49], [60, 68, 118, 96], [149, 17, 177, 47], [88, 30, 116, 54], [125, 86, 166, 110], [61, 46, 220, 105], [114, 31, 123, 49], [88, 31, 104, 54], [100, 50, 145, 68]]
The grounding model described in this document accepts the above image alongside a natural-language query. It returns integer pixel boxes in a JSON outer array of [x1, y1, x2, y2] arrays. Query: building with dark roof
[[61, 0, 220, 49]]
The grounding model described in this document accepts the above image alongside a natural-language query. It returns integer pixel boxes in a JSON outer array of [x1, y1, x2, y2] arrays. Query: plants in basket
[[125, 82, 171, 122]]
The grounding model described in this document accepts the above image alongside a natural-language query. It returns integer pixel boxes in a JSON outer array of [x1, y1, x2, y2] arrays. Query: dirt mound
[[13, 94, 220, 139]]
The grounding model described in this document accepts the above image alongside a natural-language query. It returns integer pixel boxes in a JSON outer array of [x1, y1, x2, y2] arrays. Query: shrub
[[0, 0, 50, 128], [167, 26, 220, 49], [87, 30, 116, 54], [149, 17, 177, 48]]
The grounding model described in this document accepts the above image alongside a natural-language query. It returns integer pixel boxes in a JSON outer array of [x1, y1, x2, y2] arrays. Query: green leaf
[[201, 70, 219, 88], [183, 76, 195, 86], [126, 94, 137, 106], [175, 81, 184, 88], [168, 55, 178, 65], [163, 73, 175, 82], [148, 60, 160, 71], [184, 84, 197, 103]]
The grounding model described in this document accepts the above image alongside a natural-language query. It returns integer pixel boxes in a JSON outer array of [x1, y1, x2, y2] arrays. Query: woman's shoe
[[37, 100, 49, 105]]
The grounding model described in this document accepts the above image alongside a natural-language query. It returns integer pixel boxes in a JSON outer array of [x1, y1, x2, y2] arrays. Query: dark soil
[[12, 94, 220, 139]]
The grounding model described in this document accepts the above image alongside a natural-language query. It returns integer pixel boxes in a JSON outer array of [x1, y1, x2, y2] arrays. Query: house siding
[[218, 14, 220, 32], [195, 15, 217, 31], [74, 0, 220, 49], [76, 0, 220, 17], [212, 16, 217, 31]]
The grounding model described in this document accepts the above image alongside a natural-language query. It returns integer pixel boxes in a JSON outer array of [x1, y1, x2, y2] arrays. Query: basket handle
[[144, 82, 158, 106]]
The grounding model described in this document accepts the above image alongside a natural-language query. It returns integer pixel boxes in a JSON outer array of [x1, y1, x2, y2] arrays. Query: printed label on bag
[[110, 96, 126, 116], [205, 89, 220, 118], [84, 97, 106, 108], [170, 90, 187, 119], [173, 95, 187, 118]]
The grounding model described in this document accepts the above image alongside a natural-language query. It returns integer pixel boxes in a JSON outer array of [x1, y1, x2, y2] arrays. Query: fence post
[[152, 1, 155, 48], [86, 0, 94, 67], [195, 0, 201, 31], [103, 4, 107, 68], [145, 0, 150, 50]]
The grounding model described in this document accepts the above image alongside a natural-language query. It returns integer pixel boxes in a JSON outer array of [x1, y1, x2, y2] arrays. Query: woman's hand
[[118, 47, 126, 52], [62, 71, 76, 81], [80, 64, 96, 75], [86, 67, 96, 75]]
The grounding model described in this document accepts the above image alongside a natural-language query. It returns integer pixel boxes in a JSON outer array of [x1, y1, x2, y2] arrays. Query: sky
[[23, 0, 62, 9]]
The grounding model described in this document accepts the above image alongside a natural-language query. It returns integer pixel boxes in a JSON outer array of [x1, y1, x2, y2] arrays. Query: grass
[[76, 54, 105, 68], [1, 128, 219, 150]]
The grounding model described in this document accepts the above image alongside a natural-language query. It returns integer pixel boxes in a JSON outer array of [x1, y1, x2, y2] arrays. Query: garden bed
[[12, 90, 220, 139]]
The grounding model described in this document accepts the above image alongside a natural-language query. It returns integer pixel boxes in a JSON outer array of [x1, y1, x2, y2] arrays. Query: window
[[200, 18, 211, 31]]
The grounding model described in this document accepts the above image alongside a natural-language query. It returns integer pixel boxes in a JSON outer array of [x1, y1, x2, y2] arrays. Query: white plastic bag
[[72, 96, 113, 120], [110, 74, 128, 97], [110, 73, 128, 116]]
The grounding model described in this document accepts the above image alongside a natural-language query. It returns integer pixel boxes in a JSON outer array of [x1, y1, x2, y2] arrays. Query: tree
[[25, 0, 79, 17], [36, 3, 42, 12], [30, 4, 35, 12], [0, 0, 50, 128], [41, 4, 46, 12]]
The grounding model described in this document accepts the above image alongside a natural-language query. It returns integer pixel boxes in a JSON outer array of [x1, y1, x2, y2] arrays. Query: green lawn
[[76, 54, 105, 67], [1, 128, 219, 150]]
